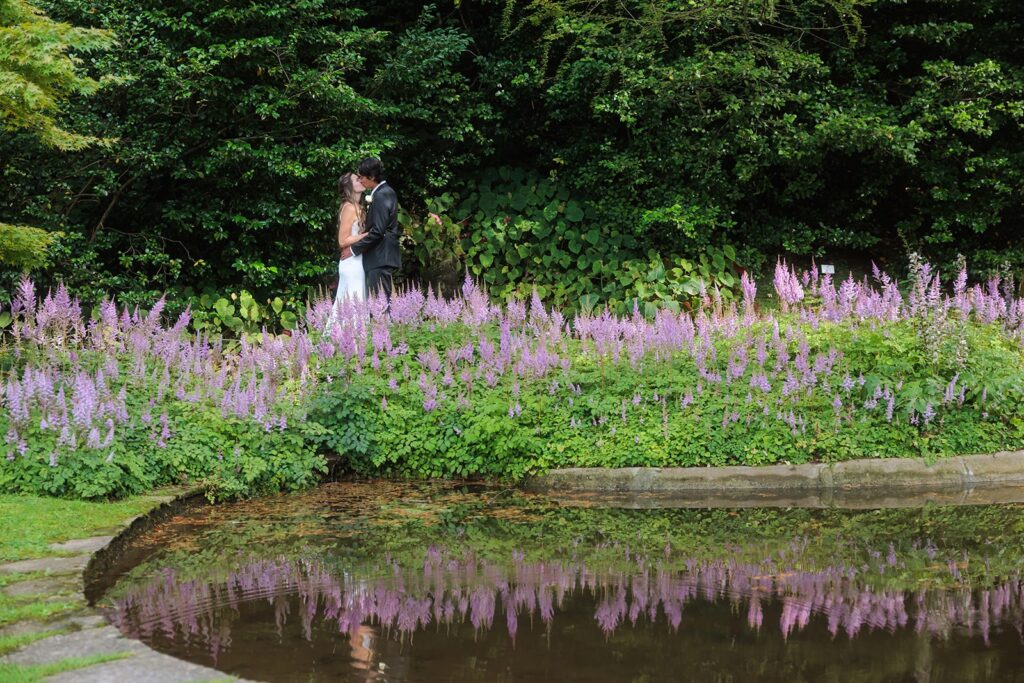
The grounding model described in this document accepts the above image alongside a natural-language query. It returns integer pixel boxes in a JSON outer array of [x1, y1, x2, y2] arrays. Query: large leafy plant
[[188, 290, 302, 338], [428, 167, 743, 313]]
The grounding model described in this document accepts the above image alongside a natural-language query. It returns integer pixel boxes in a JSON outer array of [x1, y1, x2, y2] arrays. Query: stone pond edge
[[522, 450, 1024, 494], [82, 487, 206, 604]]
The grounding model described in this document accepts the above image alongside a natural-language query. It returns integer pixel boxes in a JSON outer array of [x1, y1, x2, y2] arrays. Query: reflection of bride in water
[[349, 624, 380, 679], [345, 574, 405, 682]]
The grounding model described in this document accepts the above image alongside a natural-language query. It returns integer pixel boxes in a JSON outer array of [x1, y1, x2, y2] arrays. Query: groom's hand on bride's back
[[341, 246, 352, 259]]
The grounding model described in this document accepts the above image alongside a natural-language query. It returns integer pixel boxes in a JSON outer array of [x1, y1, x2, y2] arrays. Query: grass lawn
[[0, 493, 174, 563], [0, 491, 184, 628]]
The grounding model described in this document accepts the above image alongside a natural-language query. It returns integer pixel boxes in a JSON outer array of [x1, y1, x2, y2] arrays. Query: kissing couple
[[332, 157, 401, 309]]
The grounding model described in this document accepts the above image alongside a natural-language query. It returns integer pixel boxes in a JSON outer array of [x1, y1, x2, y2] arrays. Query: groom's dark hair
[[357, 157, 385, 182]]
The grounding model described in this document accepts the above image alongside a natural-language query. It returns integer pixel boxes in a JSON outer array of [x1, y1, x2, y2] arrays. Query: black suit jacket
[[352, 182, 401, 271]]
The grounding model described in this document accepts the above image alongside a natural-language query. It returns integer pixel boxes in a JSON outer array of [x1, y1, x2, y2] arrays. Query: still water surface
[[94, 483, 1024, 682]]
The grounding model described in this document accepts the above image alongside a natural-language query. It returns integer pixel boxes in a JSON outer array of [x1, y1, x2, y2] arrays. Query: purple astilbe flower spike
[[740, 271, 757, 319], [943, 374, 960, 405], [773, 260, 805, 313]]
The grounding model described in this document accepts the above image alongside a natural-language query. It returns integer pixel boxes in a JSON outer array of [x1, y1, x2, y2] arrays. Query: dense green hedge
[[2, 0, 1022, 308]]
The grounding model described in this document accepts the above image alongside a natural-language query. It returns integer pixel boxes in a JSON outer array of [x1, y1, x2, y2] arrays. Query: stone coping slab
[[544, 483, 1024, 510], [524, 450, 1024, 500], [48, 537, 115, 555], [6, 625, 230, 682]]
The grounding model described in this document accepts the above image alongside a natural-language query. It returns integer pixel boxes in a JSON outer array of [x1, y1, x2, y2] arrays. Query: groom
[[346, 157, 401, 299]]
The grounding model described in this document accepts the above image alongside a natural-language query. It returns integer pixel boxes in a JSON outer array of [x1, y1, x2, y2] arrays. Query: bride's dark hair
[[337, 173, 364, 223]]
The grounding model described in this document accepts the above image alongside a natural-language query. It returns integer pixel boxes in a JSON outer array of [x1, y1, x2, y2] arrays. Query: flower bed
[[3, 259, 1024, 499]]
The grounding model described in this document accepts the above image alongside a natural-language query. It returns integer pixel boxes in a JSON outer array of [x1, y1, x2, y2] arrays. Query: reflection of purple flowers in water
[[109, 547, 1024, 659]]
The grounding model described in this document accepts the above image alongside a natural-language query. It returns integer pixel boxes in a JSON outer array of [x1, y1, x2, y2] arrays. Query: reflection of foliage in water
[[109, 545, 1024, 662], [98, 483, 1024, 664], [115, 484, 1024, 594]]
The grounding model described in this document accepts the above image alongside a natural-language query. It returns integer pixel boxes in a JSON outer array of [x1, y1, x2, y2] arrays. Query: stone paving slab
[[0, 614, 110, 641], [5, 626, 141, 665], [0, 619, 68, 640], [2, 576, 78, 598], [0, 555, 90, 576], [4, 625, 240, 682], [48, 537, 115, 555], [46, 653, 238, 683]]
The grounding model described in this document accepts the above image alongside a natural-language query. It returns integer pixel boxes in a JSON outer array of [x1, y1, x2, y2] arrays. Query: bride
[[331, 173, 369, 312]]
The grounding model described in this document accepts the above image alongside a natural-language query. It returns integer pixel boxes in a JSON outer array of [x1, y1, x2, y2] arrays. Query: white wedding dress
[[328, 219, 365, 326]]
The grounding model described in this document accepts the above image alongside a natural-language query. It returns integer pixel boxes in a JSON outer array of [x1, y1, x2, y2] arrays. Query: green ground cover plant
[[310, 261, 1024, 479]]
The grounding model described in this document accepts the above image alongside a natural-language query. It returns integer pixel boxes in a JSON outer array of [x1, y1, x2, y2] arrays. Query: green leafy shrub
[[0, 224, 59, 271], [186, 289, 303, 338], [408, 167, 744, 313]]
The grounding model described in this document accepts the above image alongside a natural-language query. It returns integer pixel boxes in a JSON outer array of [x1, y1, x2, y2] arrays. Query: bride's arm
[[340, 230, 367, 248], [337, 204, 366, 250]]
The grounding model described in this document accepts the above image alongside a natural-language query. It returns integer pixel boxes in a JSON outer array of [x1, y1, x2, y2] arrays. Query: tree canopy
[[0, 0, 112, 270], [0, 0, 1021, 305], [0, 0, 111, 149]]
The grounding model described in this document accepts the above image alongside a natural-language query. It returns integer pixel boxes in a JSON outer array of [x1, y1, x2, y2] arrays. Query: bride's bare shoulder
[[338, 202, 358, 223]]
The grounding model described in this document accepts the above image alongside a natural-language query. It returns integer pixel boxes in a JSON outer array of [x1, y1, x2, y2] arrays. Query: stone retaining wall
[[524, 450, 1024, 496]]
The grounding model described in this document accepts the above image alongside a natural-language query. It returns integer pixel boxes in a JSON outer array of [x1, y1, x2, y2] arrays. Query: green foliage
[[618, 245, 741, 316], [411, 167, 743, 312], [0, 223, 57, 270], [305, 314, 1024, 481], [455, 167, 628, 305], [305, 380, 376, 471], [1, 0, 1021, 304], [0, 380, 325, 501], [0, 0, 107, 281], [401, 196, 465, 294], [0, 0, 112, 150], [488, 0, 1024, 274], [1, 0, 491, 305], [187, 289, 302, 337]]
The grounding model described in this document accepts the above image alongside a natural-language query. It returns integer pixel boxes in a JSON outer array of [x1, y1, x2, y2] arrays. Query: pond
[[91, 483, 1024, 682]]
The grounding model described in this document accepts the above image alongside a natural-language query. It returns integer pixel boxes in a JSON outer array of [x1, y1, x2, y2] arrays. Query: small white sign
[[821, 264, 836, 275]]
